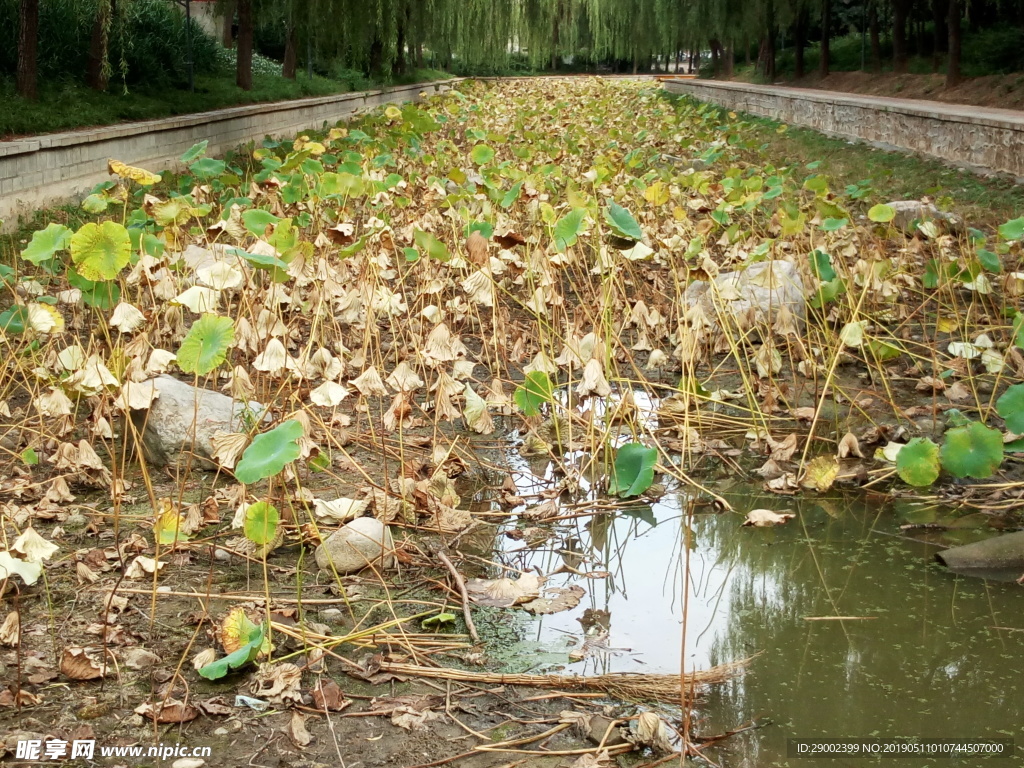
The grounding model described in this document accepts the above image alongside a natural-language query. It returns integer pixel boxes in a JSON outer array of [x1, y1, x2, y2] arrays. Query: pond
[[494, 465, 1024, 766]]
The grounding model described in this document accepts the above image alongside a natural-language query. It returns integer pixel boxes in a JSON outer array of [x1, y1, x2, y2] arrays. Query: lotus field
[[1, 77, 1023, 759]]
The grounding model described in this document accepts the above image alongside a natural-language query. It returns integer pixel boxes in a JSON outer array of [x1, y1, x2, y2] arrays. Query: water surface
[[494, 468, 1024, 766]]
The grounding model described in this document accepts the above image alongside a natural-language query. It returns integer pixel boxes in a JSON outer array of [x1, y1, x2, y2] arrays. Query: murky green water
[[495, 468, 1024, 766]]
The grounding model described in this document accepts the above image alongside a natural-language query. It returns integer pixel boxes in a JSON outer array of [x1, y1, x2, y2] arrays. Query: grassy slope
[[754, 122, 1024, 228], [0, 68, 451, 139]]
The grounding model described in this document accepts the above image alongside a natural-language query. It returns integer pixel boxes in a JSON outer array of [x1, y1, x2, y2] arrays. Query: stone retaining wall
[[662, 78, 1024, 179], [0, 79, 462, 229]]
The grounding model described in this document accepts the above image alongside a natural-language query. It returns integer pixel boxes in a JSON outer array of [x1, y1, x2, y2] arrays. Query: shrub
[[0, 0, 219, 88]]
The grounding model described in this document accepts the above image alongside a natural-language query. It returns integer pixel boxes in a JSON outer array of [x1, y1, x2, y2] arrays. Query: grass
[[749, 119, 1024, 228], [0, 67, 451, 139]]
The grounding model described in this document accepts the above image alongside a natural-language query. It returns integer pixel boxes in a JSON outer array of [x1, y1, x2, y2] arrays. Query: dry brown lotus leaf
[[392, 706, 443, 731], [60, 646, 110, 680], [627, 711, 674, 754], [108, 159, 161, 186], [790, 406, 817, 422], [837, 432, 863, 458], [192, 647, 217, 671], [196, 696, 233, 716], [570, 752, 615, 768], [800, 455, 840, 492], [754, 458, 786, 479], [286, 710, 312, 747], [0, 612, 19, 646], [466, 231, 489, 266], [945, 381, 972, 402], [767, 433, 798, 462], [124, 555, 164, 580], [0, 689, 43, 708], [311, 678, 349, 712], [325, 222, 356, 246], [75, 561, 97, 585], [522, 584, 585, 615], [494, 231, 526, 249], [134, 698, 198, 723], [219, 607, 259, 654], [369, 693, 442, 716], [743, 509, 796, 527], [251, 662, 302, 706], [466, 572, 543, 608], [917, 376, 946, 393], [211, 431, 249, 470]]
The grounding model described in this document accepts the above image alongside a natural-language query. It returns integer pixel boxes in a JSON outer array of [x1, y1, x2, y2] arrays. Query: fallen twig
[[437, 550, 480, 643]]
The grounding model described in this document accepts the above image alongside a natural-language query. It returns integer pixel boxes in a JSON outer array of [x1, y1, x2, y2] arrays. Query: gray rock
[[123, 647, 161, 670], [318, 608, 344, 622], [936, 531, 1024, 571], [913, 417, 946, 437], [885, 200, 962, 237], [315, 516, 395, 574], [130, 375, 266, 468], [683, 260, 806, 333]]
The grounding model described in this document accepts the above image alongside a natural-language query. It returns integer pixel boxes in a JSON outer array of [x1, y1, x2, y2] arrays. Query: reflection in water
[[491, 462, 1024, 766]]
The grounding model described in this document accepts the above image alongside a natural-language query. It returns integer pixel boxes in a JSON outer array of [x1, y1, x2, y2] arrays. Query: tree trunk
[[236, 0, 253, 90], [758, 32, 776, 80], [723, 41, 734, 77], [820, 0, 831, 77], [710, 38, 721, 76], [893, 0, 909, 73], [415, 41, 423, 69], [86, 0, 112, 91], [15, 0, 39, 100], [368, 37, 384, 77], [946, 0, 961, 86], [794, 6, 807, 78], [282, 24, 297, 79], [551, 1, 560, 71], [932, 0, 948, 72], [222, 0, 235, 48], [395, 16, 406, 74], [869, 0, 881, 72]]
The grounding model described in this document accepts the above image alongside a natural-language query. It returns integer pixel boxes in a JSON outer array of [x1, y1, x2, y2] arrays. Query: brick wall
[[662, 79, 1024, 180], [0, 79, 463, 230]]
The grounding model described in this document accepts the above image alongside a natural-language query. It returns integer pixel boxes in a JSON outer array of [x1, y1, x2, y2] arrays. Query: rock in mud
[[315, 516, 395, 574], [936, 531, 1024, 571], [886, 200, 962, 237], [683, 260, 806, 333], [130, 375, 266, 468]]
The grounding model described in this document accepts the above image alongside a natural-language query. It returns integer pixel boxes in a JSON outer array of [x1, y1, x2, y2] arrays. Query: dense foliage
[[0, 0, 218, 87], [6, 0, 1024, 103]]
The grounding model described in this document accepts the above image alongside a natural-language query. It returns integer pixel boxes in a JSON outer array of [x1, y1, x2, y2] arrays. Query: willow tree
[[16, 0, 39, 99]]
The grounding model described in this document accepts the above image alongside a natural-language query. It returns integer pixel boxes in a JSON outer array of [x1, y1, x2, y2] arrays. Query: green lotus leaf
[[608, 442, 658, 498], [553, 208, 587, 252], [996, 383, 1024, 434], [243, 501, 280, 546], [235, 420, 304, 484], [70, 221, 131, 282], [513, 371, 554, 416], [868, 203, 895, 223], [22, 223, 72, 266], [896, 438, 940, 487], [471, 144, 495, 165], [198, 622, 266, 681], [177, 314, 235, 376], [603, 201, 643, 241], [939, 422, 1003, 479]]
